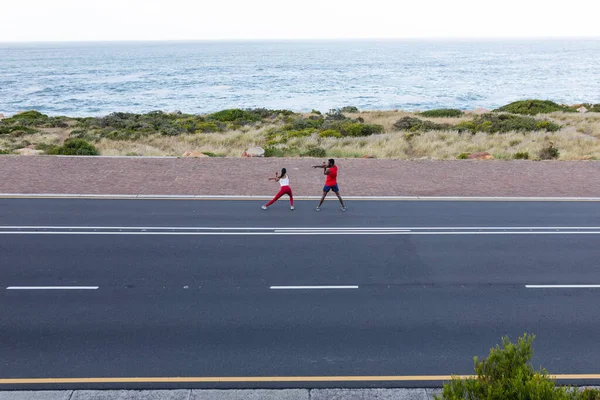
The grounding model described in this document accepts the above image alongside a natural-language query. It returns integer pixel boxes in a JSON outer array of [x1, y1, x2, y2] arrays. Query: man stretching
[[313, 158, 347, 212]]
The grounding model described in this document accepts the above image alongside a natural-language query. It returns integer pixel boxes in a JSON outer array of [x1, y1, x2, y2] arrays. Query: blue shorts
[[323, 184, 339, 193]]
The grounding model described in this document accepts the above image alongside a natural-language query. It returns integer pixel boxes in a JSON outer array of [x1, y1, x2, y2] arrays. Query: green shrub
[[0, 149, 11, 155], [494, 100, 574, 115], [47, 139, 99, 156], [311, 109, 322, 115], [247, 108, 295, 119], [393, 116, 449, 131], [457, 153, 470, 159], [340, 106, 359, 113], [208, 109, 260, 123], [195, 122, 221, 133], [456, 114, 560, 134], [301, 146, 326, 158], [319, 129, 342, 138], [0, 125, 38, 135], [436, 334, 600, 400], [264, 146, 286, 157], [201, 151, 225, 158], [286, 117, 324, 130], [539, 143, 559, 160], [420, 109, 463, 118], [126, 152, 140, 156], [514, 151, 530, 160], [1, 110, 49, 126], [342, 122, 384, 137], [325, 109, 347, 121]]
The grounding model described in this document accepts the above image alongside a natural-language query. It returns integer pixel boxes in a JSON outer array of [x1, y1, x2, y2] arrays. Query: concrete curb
[[1, 194, 600, 201], [0, 389, 442, 399]]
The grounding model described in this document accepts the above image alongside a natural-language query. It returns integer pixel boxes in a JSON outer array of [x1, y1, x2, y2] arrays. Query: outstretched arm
[[268, 172, 280, 181]]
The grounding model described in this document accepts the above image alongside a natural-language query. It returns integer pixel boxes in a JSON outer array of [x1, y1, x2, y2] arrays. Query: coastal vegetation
[[1, 100, 600, 160], [437, 333, 600, 400]]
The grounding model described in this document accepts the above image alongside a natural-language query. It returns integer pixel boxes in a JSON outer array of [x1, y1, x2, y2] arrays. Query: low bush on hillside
[[301, 146, 326, 158], [437, 333, 600, 400], [419, 109, 464, 118], [208, 109, 260, 123], [393, 117, 450, 131], [319, 129, 342, 138], [539, 143, 560, 160], [46, 139, 99, 156], [0, 125, 38, 135], [455, 114, 560, 134], [0, 149, 11, 154], [340, 106, 359, 113], [1, 111, 70, 128], [494, 100, 574, 115], [264, 146, 286, 157], [513, 151, 530, 160]]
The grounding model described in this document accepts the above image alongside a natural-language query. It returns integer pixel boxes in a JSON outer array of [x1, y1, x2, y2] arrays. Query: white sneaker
[[290, 206, 295, 210], [315, 207, 321, 212], [261, 205, 267, 210], [341, 207, 347, 212]]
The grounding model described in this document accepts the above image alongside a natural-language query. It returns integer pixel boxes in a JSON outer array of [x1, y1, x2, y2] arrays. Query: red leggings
[[266, 185, 293, 207]]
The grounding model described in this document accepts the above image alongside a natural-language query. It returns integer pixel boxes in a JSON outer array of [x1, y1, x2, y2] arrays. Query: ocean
[[0, 39, 599, 117]]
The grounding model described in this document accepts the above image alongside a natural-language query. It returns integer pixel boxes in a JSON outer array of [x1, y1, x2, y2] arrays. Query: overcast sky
[[1, 0, 599, 42]]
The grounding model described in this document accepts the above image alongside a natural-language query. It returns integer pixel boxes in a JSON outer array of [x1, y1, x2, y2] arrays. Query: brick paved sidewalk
[[1, 156, 599, 197]]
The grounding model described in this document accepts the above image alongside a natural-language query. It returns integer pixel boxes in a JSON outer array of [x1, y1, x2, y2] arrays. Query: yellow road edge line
[[0, 375, 599, 384]]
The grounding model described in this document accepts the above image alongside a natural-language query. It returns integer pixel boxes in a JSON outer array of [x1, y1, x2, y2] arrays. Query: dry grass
[[3, 111, 600, 160]]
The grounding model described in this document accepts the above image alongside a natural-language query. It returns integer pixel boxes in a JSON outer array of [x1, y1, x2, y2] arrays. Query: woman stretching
[[262, 168, 294, 210]]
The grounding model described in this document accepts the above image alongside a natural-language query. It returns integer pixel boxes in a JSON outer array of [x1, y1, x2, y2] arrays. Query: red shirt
[[325, 165, 338, 186]]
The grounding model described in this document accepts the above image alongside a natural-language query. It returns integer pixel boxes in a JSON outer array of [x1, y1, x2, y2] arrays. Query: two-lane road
[[1, 198, 599, 389]]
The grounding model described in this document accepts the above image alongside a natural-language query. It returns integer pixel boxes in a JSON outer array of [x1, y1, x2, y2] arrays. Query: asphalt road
[[1, 199, 600, 389]]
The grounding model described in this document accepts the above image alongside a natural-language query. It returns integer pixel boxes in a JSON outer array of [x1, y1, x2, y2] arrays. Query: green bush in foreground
[[420, 109, 464, 118], [437, 334, 600, 400], [494, 100, 575, 115], [456, 114, 560, 134], [0, 149, 12, 154], [340, 106, 359, 113], [514, 151, 530, 160], [47, 139, 99, 156]]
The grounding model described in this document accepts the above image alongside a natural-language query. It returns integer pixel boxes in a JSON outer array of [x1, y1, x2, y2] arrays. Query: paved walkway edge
[[0, 388, 441, 399], [2, 193, 600, 201]]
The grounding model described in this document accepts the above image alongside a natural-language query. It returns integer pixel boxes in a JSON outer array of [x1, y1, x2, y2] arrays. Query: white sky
[[1, 0, 599, 42]]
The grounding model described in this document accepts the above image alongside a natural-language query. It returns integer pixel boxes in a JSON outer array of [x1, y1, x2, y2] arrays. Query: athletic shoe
[[290, 206, 295, 210], [341, 207, 347, 212], [315, 207, 321, 212], [261, 205, 267, 210]]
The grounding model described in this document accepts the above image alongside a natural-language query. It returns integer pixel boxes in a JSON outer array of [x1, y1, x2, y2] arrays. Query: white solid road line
[[270, 285, 359, 290], [526, 285, 600, 289], [4, 226, 600, 230], [6, 286, 99, 290]]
